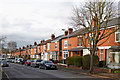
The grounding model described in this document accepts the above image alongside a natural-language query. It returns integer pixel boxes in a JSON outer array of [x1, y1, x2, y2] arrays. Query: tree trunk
[[90, 52, 94, 73]]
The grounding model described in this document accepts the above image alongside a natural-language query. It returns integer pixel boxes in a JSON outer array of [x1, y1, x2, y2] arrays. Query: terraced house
[[10, 17, 120, 69]]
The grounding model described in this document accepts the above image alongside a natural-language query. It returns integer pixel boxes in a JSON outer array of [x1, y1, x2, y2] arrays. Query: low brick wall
[[93, 67, 111, 73]]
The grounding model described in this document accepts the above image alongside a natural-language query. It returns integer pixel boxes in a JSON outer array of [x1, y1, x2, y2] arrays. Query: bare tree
[[71, 0, 119, 73], [7, 41, 17, 56]]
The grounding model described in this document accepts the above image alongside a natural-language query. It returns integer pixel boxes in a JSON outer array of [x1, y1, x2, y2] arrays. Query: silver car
[[1, 60, 9, 67]]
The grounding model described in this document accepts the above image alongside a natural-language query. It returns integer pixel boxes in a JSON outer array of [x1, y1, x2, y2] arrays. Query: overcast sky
[[0, 0, 119, 48]]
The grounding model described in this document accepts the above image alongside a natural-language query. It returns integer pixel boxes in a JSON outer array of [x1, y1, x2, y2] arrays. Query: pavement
[[1, 63, 114, 80], [0, 66, 2, 80], [57, 66, 120, 80]]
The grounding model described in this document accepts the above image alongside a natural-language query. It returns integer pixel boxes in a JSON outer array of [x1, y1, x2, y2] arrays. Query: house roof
[[51, 35, 64, 42], [63, 17, 120, 39], [40, 39, 51, 45], [100, 17, 120, 28], [69, 47, 85, 51]]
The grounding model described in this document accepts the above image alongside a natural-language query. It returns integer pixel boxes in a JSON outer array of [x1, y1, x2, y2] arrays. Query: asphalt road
[[2, 63, 112, 80]]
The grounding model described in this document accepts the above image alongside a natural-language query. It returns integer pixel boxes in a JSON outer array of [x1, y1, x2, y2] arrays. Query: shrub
[[66, 56, 83, 67], [30, 58, 36, 60], [82, 54, 99, 69], [74, 56, 82, 67], [66, 57, 74, 65]]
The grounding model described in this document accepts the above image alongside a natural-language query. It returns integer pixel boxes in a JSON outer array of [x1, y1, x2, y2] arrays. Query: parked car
[[39, 60, 57, 70], [21, 59, 27, 65], [30, 59, 42, 67], [7, 59, 12, 62], [16, 58, 23, 63], [1, 60, 9, 67], [25, 60, 33, 66], [0, 58, 5, 61], [11, 59, 15, 63]]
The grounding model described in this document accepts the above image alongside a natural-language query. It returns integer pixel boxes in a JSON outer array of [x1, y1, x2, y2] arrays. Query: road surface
[[2, 63, 112, 80]]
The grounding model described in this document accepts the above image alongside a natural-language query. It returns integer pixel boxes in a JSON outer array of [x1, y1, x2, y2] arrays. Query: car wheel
[[39, 66, 41, 69], [45, 67, 47, 70]]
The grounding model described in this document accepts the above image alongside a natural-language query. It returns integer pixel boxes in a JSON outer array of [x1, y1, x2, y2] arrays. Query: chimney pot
[[64, 31, 68, 36], [51, 34, 55, 40], [34, 42, 37, 45], [68, 28, 73, 35]]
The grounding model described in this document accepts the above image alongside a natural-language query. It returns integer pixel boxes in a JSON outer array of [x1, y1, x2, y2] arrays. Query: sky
[[0, 0, 119, 48]]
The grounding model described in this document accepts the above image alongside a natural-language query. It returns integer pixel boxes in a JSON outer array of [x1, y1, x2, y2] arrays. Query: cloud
[[0, 0, 118, 48]]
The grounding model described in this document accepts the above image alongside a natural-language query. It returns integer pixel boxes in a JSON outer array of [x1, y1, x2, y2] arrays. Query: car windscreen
[[44, 61, 53, 63], [36, 60, 42, 62], [27, 60, 31, 62], [2, 60, 7, 63]]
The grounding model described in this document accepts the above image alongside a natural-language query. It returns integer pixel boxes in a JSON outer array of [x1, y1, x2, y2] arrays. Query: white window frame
[[64, 40, 68, 48], [43, 45, 46, 51], [50, 52, 58, 60], [89, 33, 93, 45], [47, 43, 50, 50], [99, 49, 104, 61], [55, 42, 57, 49], [31, 49, 32, 54], [34, 48, 36, 53], [63, 51, 68, 59]]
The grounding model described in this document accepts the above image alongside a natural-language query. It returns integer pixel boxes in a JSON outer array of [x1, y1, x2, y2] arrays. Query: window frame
[[64, 40, 68, 48], [55, 42, 57, 49], [63, 51, 68, 59], [115, 32, 120, 42], [47, 43, 50, 50]]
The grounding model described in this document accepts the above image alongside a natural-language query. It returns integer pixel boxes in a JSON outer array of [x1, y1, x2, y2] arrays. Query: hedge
[[82, 54, 99, 69], [66, 56, 82, 67]]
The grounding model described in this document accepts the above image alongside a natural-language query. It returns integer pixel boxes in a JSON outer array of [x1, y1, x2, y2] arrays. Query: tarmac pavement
[[2, 63, 114, 80]]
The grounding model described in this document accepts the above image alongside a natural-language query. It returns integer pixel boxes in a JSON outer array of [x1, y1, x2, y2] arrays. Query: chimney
[[42, 40, 45, 42], [64, 31, 68, 36], [68, 28, 73, 35], [34, 42, 37, 45], [19, 48, 21, 50], [23, 46, 25, 49], [40, 40, 42, 43], [30, 45, 32, 47], [91, 16, 98, 27], [27, 45, 29, 48], [51, 34, 55, 40]]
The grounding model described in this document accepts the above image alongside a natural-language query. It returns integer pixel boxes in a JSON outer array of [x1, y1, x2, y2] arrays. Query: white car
[[16, 58, 23, 63]]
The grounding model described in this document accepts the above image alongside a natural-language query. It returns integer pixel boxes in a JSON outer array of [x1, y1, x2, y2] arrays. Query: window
[[100, 49, 104, 61], [55, 42, 57, 49], [89, 33, 93, 45], [64, 40, 68, 48], [78, 38, 82, 46], [63, 51, 68, 59], [34, 49, 36, 53], [70, 52, 72, 57], [50, 52, 58, 60], [115, 27, 120, 42], [47, 43, 50, 50], [31, 49, 32, 54], [43, 45, 46, 51], [29, 50, 31, 54]]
